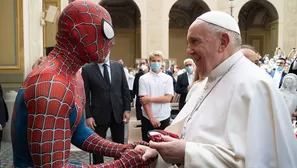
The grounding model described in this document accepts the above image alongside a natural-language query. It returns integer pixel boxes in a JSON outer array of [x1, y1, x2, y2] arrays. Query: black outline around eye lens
[[102, 19, 114, 40]]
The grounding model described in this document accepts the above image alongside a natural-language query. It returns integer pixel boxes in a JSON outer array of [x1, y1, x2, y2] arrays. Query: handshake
[[118, 130, 184, 167]]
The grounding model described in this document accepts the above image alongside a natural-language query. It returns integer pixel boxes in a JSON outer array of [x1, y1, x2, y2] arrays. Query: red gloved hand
[[83, 134, 150, 159], [114, 141, 150, 159], [108, 149, 151, 168], [80, 149, 153, 168]]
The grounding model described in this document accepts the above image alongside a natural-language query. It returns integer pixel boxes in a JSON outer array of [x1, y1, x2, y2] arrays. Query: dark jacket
[[289, 59, 297, 75], [175, 72, 189, 110], [268, 70, 287, 88], [0, 84, 8, 128], [82, 61, 131, 125]]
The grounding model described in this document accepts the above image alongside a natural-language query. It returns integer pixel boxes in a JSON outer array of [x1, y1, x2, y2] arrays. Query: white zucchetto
[[198, 11, 240, 35]]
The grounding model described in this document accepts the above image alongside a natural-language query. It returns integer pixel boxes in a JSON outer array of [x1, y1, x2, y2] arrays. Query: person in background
[[240, 44, 261, 66], [288, 48, 297, 75], [31, 56, 46, 70], [82, 56, 132, 164], [165, 64, 177, 89], [45, 46, 55, 56], [139, 50, 174, 142], [268, 57, 287, 88], [118, 59, 135, 102], [0, 84, 8, 151], [133, 59, 149, 120], [175, 58, 195, 110], [118, 59, 129, 78], [31, 46, 55, 70]]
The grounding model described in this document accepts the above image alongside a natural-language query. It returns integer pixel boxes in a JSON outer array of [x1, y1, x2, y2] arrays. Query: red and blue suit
[[11, 1, 150, 167]]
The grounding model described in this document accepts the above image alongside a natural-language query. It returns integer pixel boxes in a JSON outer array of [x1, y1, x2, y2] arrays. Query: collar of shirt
[[149, 70, 163, 77], [187, 72, 195, 75], [98, 60, 110, 67], [275, 70, 283, 74], [209, 51, 243, 78]]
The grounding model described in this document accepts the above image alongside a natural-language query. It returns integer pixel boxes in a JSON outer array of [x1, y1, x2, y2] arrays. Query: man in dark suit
[[175, 58, 195, 110], [269, 57, 287, 88], [0, 84, 8, 150], [165, 65, 177, 90], [82, 57, 131, 164], [133, 59, 149, 120], [289, 52, 297, 75]]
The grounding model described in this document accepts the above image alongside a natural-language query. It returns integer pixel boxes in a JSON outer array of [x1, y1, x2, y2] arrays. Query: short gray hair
[[183, 58, 194, 65], [201, 21, 242, 52]]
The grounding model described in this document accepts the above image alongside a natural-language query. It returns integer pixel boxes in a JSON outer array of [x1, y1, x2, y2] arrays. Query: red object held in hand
[[147, 129, 180, 142]]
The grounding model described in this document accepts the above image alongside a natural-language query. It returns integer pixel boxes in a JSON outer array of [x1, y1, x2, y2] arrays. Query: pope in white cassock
[[147, 11, 297, 168]]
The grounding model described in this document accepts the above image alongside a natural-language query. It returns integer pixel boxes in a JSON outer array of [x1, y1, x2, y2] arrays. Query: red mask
[[55, 0, 114, 64]]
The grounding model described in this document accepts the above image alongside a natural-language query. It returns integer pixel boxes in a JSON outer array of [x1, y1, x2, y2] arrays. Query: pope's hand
[[149, 135, 186, 164], [134, 145, 158, 161]]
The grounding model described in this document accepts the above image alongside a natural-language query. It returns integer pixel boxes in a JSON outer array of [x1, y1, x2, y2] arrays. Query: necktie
[[103, 64, 110, 85]]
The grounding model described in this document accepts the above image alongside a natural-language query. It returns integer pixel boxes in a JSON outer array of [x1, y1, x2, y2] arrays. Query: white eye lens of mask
[[102, 19, 114, 40]]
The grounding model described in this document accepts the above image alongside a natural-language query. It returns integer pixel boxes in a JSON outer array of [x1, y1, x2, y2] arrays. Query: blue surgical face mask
[[277, 66, 283, 72], [185, 66, 193, 73], [150, 62, 162, 71]]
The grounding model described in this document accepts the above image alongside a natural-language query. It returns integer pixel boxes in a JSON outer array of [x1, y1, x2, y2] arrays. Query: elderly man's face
[[139, 60, 147, 66], [184, 60, 193, 67], [186, 20, 224, 76]]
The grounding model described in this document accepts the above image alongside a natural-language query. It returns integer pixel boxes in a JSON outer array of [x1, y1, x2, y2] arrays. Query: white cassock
[[185, 79, 208, 103], [156, 51, 297, 168]]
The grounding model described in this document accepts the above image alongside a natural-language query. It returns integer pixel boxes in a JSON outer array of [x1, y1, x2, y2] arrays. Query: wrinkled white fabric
[[156, 51, 297, 168]]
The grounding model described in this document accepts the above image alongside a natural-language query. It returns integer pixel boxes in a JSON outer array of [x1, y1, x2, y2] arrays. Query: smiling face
[[186, 20, 230, 76]]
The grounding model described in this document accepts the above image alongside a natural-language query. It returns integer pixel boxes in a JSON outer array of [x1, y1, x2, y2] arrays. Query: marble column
[[141, 18, 148, 59], [282, 0, 297, 55], [139, 0, 148, 59], [23, 0, 44, 78], [143, 0, 170, 59], [61, 0, 69, 10]]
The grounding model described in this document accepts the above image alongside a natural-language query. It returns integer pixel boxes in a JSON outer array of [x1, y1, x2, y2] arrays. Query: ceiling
[[100, 0, 141, 28], [169, 0, 210, 29], [238, 0, 279, 29]]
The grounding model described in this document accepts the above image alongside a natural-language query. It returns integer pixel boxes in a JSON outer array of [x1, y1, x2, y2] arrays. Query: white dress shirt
[[272, 70, 282, 87], [139, 71, 174, 121], [186, 72, 194, 86], [98, 60, 111, 82]]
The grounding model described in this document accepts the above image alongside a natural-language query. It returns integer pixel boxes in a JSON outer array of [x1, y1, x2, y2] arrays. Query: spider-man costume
[[11, 1, 151, 167]]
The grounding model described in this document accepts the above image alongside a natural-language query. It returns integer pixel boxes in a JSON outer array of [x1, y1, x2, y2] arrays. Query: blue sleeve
[[71, 111, 95, 149]]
